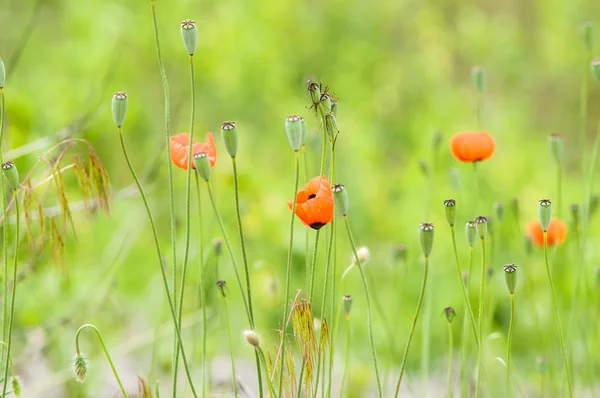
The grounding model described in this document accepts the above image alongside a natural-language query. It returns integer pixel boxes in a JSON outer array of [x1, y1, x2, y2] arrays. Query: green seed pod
[[524, 236, 533, 256], [216, 280, 227, 298], [285, 115, 303, 152], [213, 238, 223, 257], [332, 183, 349, 216], [443, 306, 456, 323], [592, 58, 600, 84], [193, 152, 211, 182], [466, 221, 477, 247], [443, 199, 456, 227], [0, 58, 5, 89], [503, 264, 517, 294], [331, 98, 338, 115], [547, 134, 563, 164], [538, 199, 552, 232], [471, 66, 486, 93], [71, 353, 89, 383], [11, 376, 21, 397], [300, 117, 308, 146], [589, 194, 599, 219], [220, 121, 238, 158], [393, 243, 407, 263], [419, 222, 434, 258], [582, 20, 594, 51], [111, 92, 128, 128], [570, 203, 580, 228], [180, 19, 198, 56], [1, 161, 19, 191], [307, 80, 321, 105], [495, 201, 505, 222], [475, 216, 487, 239], [342, 294, 353, 316], [320, 93, 332, 113]]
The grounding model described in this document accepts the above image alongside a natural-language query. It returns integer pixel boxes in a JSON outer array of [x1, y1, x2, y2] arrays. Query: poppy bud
[[419, 160, 429, 177], [582, 20, 594, 51], [462, 271, 469, 287], [432, 130, 443, 152], [111, 92, 128, 128], [449, 167, 460, 190], [495, 201, 505, 221], [216, 280, 227, 298], [503, 264, 517, 294], [444, 199, 456, 226], [342, 294, 353, 316], [0, 58, 5, 88], [307, 80, 321, 105], [2, 161, 19, 191], [547, 134, 563, 164], [180, 19, 198, 56], [393, 243, 407, 263], [221, 121, 238, 158], [570, 203, 580, 227], [466, 221, 477, 247], [193, 152, 211, 182], [285, 115, 303, 152], [71, 353, 89, 383], [511, 197, 520, 220], [332, 183, 348, 216], [419, 222, 434, 258], [471, 66, 486, 93], [524, 236, 533, 256], [589, 194, 599, 219], [592, 58, 600, 84], [538, 199, 552, 232], [11, 376, 21, 397], [443, 306, 456, 323], [475, 216, 487, 239], [320, 93, 332, 113], [213, 238, 223, 257], [243, 330, 260, 348], [331, 98, 338, 115]]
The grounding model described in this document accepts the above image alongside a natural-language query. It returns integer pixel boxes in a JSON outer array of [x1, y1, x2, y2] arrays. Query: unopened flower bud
[[71, 353, 89, 383], [332, 184, 348, 216], [221, 121, 238, 157], [2, 161, 19, 191], [548, 135, 563, 164], [538, 200, 552, 232], [285, 115, 303, 151], [243, 330, 260, 348], [393, 243, 407, 263], [354, 246, 370, 265], [475, 216, 487, 239], [216, 280, 227, 298], [0, 59, 5, 89], [495, 201, 505, 221], [472, 66, 486, 93], [111, 92, 128, 128], [11, 376, 21, 397], [503, 264, 517, 294], [213, 238, 223, 257], [331, 98, 338, 115], [319, 93, 332, 113], [307, 81, 321, 105], [582, 21, 594, 51], [444, 199, 456, 226], [592, 58, 600, 84], [466, 221, 477, 247], [180, 19, 198, 56], [419, 222, 434, 258], [443, 306, 456, 323], [342, 294, 353, 316], [193, 152, 211, 182]]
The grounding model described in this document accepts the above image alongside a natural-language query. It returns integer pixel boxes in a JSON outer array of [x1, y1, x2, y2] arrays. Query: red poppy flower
[[170, 132, 217, 170], [526, 218, 567, 247], [288, 176, 334, 230], [450, 131, 495, 162]]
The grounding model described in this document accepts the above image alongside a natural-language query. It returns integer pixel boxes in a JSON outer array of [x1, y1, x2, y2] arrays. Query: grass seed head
[[243, 330, 261, 348], [71, 353, 89, 383]]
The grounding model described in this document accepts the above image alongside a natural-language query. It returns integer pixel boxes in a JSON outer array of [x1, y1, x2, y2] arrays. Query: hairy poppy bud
[[590, 194, 599, 219], [221, 121, 238, 157], [193, 152, 211, 182], [111, 92, 128, 128], [570, 204, 580, 227], [444, 199, 456, 226], [538, 199, 552, 232], [419, 222, 434, 258], [243, 330, 260, 348], [180, 19, 198, 56], [11, 376, 21, 397], [466, 221, 477, 247], [216, 280, 227, 298], [332, 183, 348, 216], [342, 294, 353, 316], [471, 66, 486, 93], [495, 201, 505, 221], [393, 243, 407, 263], [504, 264, 517, 294], [71, 353, 89, 383], [582, 20, 594, 51], [592, 58, 600, 84], [548, 134, 563, 164], [2, 161, 19, 191], [331, 98, 338, 115], [307, 80, 321, 105], [285, 115, 303, 151], [443, 306, 456, 323], [320, 93, 332, 113], [0, 58, 5, 89], [213, 238, 223, 257], [475, 216, 487, 239]]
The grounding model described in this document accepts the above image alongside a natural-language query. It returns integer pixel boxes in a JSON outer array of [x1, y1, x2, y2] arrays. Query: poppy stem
[[221, 292, 238, 398], [257, 347, 277, 397], [1, 189, 18, 398], [308, 230, 321, 303], [302, 145, 311, 297], [344, 215, 383, 398], [194, 173, 208, 396], [447, 321, 454, 398], [543, 231, 573, 397], [74, 324, 129, 398], [461, 246, 474, 398], [0, 88, 7, 358], [506, 292, 515, 398], [475, 236, 486, 398], [326, 120, 337, 398], [117, 128, 198, 397], [580, 47, 591, 218], [473, 161, 480, 217], [339, 312, 351, 397]]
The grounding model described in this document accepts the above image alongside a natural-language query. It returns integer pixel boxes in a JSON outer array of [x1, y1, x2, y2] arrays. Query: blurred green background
[[2, 0, 600, 396]]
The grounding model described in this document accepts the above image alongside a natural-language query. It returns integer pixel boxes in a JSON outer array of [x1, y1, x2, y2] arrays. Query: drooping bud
[[221, 121, 238, 158], [111, 92, 128, 128], [547, 135, 563, 164], [443, 307, 456, 323], [213, 238, 223, 257], [2, 161, 19, 191], [419, 222, 434, 258], [503, 264, 517, 294], [589, 194, 599, 219], [393, 243, 407, 263], [71, 353, 89, 383], [443, 199, 456, 227], [216, 280, 227, 298], [342, 294, 353, 316], [475, 216, 487, 239], [330, 98, 338, 115], [592, 58, 600, 84], [582, 21, 594, 51], [354, 246, 370, 265], [570, 204, 580, 228], [193, 152, 211, 182], [449, 167, 461, 191], [466, 221, 477, 247], [494, 201, 505, 221], [243, 330, 260, 348], [180, 19, 198, 56], [538, 199, 552, 232], [471, 66, 486, 93], [332, 184, 349, 216], [300, 117, 308, 146], [307, 80, 321, 105], [319, 93, 332, 113], [285, 115, 303, 151], [0, 59, 5, 89]]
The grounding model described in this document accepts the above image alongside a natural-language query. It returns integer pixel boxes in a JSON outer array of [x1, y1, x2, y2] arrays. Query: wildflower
[[449, 131, 495, 162], [169, 132, 217, 170], [288, 176, 334, 230], [526, 218, 567, 247]]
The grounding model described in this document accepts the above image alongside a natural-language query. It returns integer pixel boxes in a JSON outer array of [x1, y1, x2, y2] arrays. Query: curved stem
[[475, 237, 486, 398], [340, 314, 351, 398], [193, 174, 207, 397], [543, 231, 573, 397], [117, 128, 197, 397], [222, 296, 237, 398], [447, 322, 453, 398], [394, 255, 429, 397], [74, 324, 129, 398], [506, 293, 515, 398], [1, 190, 18, 398]]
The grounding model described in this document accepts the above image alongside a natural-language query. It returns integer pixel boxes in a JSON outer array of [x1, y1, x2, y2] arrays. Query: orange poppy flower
[[450, 131, 495, 162], [170, 132, 217, 170], [288, 176, 334, 230], [526, 218, 567, 247]]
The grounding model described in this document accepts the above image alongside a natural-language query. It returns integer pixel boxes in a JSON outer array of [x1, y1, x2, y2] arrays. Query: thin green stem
[[308, 229, 321, 303], [557, 164, 562, 219], [193, 174, 207, 397], [257, 348, 277, 397], [476, 91, 483, 130], [1, 190, 18, 398], [222, 296, 237, 398], [339, 314, 351, 398], [344, 215, 382, 397], [327, 218, 337, 398], [302, 145, 311, 296], [117, 128, 197, 397], [473, 162, 480, 217], [1, 89, 7, 352], [462, 246, 474, 398], [475, 237, 486, 398], [580, 49, 591, 212], [447, 322, 453, 398], [394, 255, 429, 397], [506, 293, 515, 398], [543, 231, 573, 398], [297, 359, 306, 398], [74, 324, 128, 398]]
